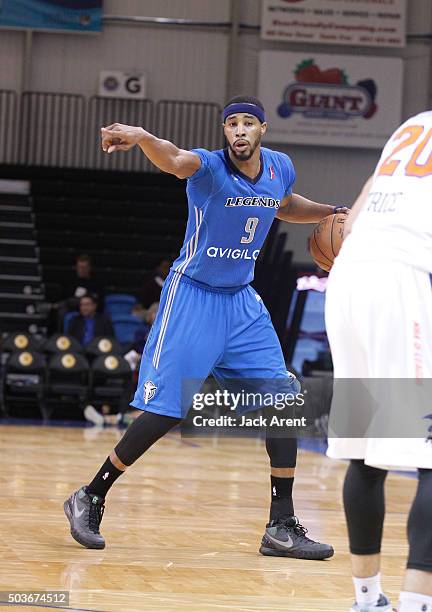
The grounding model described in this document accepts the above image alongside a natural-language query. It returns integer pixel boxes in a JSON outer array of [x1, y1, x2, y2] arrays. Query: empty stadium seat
[[1, 350, 47, 419], [111, 315, 143, 343], [0, 331, 42, 356], [46, 352, 89, 417], [43, 333, 83, 354], [105, 294, 137, 317], [85, 336, 123, 360], [89, 354, 133, 413], [63, 311, 79, 333]]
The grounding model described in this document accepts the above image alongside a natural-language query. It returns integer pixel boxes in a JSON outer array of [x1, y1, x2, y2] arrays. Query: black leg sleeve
[[265, 436, 298, 468], [115, 410, 182, 466], [407, 468, 432, 572], [343, 459, 387, 555]]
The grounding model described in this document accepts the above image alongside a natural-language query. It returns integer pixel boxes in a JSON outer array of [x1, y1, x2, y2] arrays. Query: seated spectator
[[85, 302, 160, 429], [64, 254, 103, 310], [132, 301, 159, 353], [52, 254, 103, 332], [124, 302, 159, 370], [69, 293, 114, 346], [140, 259, 171, 308]]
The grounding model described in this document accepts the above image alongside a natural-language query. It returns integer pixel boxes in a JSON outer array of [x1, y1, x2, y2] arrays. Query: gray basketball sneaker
[[350, 594, 392, 611], [259, 515, 334, 560], [64, 487, 105, 549]]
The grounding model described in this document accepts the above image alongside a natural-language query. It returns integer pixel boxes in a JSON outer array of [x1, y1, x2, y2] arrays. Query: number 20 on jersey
[[377, 125, 432, 178]]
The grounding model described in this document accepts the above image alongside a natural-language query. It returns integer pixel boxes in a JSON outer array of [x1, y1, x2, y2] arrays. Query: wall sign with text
[[258, 51, 403, 149], [0, 0, 103, 33], [261, 0, 406, 48]]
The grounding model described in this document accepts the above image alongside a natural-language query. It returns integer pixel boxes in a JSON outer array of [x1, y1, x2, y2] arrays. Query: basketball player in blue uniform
[[64, 96, 345, 558]]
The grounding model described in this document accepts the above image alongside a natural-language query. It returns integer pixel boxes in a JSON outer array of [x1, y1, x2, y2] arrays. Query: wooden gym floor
[[0, 424, 416, 611]]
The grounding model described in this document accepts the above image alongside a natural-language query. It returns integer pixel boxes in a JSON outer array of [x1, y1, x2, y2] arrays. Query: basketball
[[309, 212, 347, 272]]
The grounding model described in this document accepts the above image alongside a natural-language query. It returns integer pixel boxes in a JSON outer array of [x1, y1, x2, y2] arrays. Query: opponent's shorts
[[325, 258, 432, 470], [131, 271, 294, 418]]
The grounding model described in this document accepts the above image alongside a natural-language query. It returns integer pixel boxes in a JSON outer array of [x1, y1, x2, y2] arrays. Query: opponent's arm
[[276, 193, 349, 223], [100, 123, 201, 179], [343, 175, 373, 237]]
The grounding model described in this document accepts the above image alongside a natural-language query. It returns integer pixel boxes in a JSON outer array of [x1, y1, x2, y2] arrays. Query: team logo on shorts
[[144, 380, 157, 404]]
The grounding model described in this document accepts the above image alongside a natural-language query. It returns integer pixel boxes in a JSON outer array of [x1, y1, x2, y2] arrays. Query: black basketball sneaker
[[259, 515, 334, 560], [64, 487, 105, 549]]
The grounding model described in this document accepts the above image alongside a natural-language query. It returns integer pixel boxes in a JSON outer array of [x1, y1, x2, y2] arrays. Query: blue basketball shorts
[[131, 271, 295, 418]]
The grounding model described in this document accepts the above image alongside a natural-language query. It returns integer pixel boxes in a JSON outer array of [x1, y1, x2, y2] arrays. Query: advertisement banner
[[0, 0, 103, 33], [261, 0, 406, 48], [258, 51, 403, 149]]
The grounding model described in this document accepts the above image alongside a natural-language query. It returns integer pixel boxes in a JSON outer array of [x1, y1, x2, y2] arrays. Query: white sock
[[398, 591, 432, 611], [353, 573, 382, 606]]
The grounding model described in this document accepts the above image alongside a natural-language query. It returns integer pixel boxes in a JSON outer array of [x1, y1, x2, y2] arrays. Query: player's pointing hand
[[101, 123, 146, 154]]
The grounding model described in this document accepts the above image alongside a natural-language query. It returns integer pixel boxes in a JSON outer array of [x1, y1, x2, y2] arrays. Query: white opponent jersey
[[340, 111, 432, 273]]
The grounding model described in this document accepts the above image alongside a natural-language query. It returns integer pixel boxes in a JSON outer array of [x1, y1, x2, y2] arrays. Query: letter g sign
[[126, 77, 141, 94]]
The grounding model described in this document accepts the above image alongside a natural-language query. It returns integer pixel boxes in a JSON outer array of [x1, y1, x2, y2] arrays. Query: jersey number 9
[[241, 217, 259, 244]]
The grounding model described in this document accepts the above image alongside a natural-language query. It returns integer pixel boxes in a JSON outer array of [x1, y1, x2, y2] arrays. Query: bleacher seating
[[0, 330, 133, 420], [0, 191, 47, 333], [30, 168, 188, 298]]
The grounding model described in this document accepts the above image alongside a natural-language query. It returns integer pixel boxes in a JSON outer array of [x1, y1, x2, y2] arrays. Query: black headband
[[222, 102, 266, 124]]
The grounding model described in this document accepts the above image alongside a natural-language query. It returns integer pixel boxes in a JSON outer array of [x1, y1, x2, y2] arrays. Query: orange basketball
[[309, 213, 347, 272]]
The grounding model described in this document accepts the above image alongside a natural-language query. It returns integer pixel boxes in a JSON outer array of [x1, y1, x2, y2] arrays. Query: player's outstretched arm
[[276, 194, 349, 223], [100, 123, 201, 179]]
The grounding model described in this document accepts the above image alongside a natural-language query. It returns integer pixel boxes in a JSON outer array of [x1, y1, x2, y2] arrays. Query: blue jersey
[[171, 147, 296, 287]]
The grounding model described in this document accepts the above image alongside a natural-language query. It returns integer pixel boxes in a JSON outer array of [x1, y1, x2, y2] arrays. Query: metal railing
[[0, 90, 223, 172], [85, 96, 154, 172], [20, 92, 85, 167], [0, 90, 18, 164], [156, 100, 224, 153]]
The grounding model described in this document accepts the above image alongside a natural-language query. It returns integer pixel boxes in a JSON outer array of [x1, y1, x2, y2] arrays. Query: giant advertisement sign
[[0, 0, 103, 32], [258, 51, 403, 149], [261, 0, 406, 48]]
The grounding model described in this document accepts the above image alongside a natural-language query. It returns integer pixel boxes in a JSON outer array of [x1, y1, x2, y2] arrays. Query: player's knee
[[265, 436, 297, 468], [114, 410, 182, 467], [349, 459, 388, 482]]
